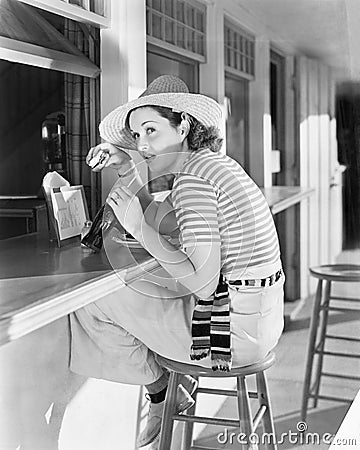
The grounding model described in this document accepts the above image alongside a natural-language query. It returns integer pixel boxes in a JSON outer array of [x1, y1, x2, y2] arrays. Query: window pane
[[176, 1, 185, 22], [152, 0, 162, 12], [152, 13, 162, 39], [236, 52, 241, 70], [146, 9, 151, 34], [69, 0, 83, 7], [147, 51, 197, 92], [176, 24, 185, 48], [196, 10, 204, 32], [165, 18, 175, 44], [186, 5, 194, 28], [90, 0, 104, 15], [197, 33, 204, 55], [165, 0, 173, 17]]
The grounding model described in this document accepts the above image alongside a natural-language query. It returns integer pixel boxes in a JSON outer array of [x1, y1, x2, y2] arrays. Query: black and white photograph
[[0, 1, 360, 449]]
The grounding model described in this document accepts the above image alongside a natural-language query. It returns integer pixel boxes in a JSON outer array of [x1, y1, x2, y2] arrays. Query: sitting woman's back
[[171, 148, 281, 280]]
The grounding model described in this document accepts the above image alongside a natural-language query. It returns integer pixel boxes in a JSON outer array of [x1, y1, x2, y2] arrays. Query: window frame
[[270, 48, 286, 185], [146, 0, 207, 63], [147, 42, 200, 91], [224, 17, 255, 80], [18, 0, 110, 28]]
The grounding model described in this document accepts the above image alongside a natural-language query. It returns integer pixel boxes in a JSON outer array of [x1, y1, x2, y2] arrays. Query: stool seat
[[157, 352, 277, 450], [309, 264, 360, 281], [156, 351, 275, 378]]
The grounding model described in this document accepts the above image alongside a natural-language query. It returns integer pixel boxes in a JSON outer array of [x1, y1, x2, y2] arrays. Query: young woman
[[70, 75, 284, 448]]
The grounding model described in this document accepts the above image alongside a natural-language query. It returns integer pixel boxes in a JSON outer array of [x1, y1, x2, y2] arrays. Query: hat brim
[[99, 92, 222, 150]]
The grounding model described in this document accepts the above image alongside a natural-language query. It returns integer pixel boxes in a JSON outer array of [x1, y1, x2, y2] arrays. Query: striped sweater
[[170, 148, 281, 278]]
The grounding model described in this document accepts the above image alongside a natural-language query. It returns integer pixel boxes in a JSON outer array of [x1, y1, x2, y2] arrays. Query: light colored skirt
[[69, 274, 284, 385]]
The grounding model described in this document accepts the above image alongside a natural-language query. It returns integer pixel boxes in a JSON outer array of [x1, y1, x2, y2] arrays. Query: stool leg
[[182, 376, 198, 450], [301, 279, 323, 422], [159, 371, 180, 450], [256, 371, 277, 450], [312, 280, 331, 408], [237, 376, 257, 450]]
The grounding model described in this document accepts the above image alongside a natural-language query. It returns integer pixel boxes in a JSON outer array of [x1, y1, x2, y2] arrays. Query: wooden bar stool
[[156, 351, 277, 450], [301, 264, 360, 421]]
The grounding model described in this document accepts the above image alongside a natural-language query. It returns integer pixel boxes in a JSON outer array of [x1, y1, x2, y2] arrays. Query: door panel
[[224, 74, 249, 170]]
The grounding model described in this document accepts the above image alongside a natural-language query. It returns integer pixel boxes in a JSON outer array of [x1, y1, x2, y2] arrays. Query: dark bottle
[[80, 204, 105, 252], [81, 203, 129, 252]]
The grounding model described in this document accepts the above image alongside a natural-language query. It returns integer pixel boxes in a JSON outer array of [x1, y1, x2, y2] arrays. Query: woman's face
[[128, 107, 185, 173]]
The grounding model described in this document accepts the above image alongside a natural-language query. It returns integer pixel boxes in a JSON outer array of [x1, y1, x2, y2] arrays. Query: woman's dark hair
[[126, 105, 223, 153]]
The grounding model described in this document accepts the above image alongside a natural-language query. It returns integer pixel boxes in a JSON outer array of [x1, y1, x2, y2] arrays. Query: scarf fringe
[[211, 355, 232, 372], [190, 349, 232, 372], [190, 347, 210, 361]]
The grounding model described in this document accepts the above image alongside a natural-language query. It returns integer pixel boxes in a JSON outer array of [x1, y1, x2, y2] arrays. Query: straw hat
[[99, 75, 222, 150]]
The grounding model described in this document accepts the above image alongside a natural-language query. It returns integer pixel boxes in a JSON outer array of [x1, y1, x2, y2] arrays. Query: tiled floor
[[189, 249, 360, 450]]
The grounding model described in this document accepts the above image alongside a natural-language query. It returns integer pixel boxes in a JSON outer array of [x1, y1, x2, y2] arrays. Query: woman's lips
[[142, 153, 156, 163]]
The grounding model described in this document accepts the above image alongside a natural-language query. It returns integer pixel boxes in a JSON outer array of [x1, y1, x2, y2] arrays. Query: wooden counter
[[261, 186, 315, 215], [0, 233, 160, 346], [0, 185, 314, 346]]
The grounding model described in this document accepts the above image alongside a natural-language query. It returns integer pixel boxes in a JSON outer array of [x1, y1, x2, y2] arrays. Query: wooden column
[[100, 0, 147, 201]]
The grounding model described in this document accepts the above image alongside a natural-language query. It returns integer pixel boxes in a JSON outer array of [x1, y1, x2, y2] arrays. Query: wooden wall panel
[[307, 59, 321, 291], [279, 55, 300, 301], [297, 56, 311, 298], [319, 64, 331, 265]]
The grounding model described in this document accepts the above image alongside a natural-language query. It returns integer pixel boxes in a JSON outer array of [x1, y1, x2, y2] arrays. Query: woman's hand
[[106, 185, 144, 238], [86, 142, 133, 172]]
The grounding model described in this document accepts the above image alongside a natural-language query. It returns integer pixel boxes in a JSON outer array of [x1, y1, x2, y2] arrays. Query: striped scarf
[[190, 275, 232, 371]]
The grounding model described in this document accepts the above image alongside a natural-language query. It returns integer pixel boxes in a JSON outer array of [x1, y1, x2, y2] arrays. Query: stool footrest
[[173, 413, 239, 428], [308, 393, 353, 403], [314, 347, 360, 359], [197, 387, 258, 399], [320, 305, 360, 313], [322, 372, 360, 381], [329, 296, 360, 302], [325, 334, 360, 342]]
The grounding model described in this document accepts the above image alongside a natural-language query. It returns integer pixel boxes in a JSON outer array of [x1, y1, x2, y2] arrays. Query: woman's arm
[[87, 142, 162, 228], [117, 167, 178, 235], [134, 222, 221, 298], [107, 178, 221, 298]]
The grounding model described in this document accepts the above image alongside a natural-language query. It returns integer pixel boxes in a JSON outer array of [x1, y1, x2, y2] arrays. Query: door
[[146, 48, 199, 193], [224, 74, 249, 170]]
